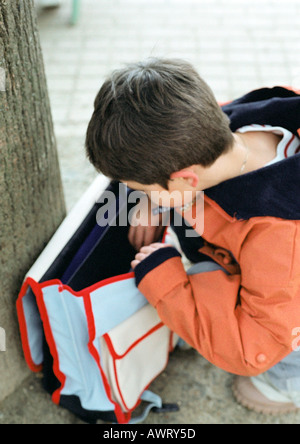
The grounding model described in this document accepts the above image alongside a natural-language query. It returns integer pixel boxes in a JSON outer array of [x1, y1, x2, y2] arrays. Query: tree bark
[[0, 0, 66, 400]]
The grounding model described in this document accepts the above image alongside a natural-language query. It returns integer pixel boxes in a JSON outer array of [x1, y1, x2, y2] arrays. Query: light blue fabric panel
[[42, 285, 115, 412], [89, 277, 148, 339], [266, 351, 300, 393], [187, 261, 229, 275], [22, 287, 44, 366]]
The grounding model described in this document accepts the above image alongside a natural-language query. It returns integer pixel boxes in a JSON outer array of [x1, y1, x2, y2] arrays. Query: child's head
[[85, 58, 234, 190]]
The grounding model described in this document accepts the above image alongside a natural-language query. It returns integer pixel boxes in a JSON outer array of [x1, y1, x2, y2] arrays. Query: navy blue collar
[[205, 87, 300, 220]]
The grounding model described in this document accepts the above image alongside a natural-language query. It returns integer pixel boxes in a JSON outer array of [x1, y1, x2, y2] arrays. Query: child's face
[[123, 178, 198, 209], [123, 155, 232, 208]]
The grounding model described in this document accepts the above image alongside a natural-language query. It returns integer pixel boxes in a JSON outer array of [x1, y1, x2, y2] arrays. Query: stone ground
[[1, 0, 300, 424]]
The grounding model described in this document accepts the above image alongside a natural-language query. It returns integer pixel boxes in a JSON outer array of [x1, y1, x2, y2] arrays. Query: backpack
[[16, 176, 179, 424]]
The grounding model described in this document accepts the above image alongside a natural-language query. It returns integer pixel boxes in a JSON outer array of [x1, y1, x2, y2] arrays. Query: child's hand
[[131, 243, 172, 270], [128, 223, 165, 252], [128, 193, 166, 251]]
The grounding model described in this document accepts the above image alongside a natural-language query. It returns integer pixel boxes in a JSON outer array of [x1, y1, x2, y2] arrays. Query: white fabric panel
[[99, 304, 170, 412]]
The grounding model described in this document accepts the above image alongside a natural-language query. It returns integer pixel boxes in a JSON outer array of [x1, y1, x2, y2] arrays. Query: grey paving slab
[[37, 0, 300, 210]]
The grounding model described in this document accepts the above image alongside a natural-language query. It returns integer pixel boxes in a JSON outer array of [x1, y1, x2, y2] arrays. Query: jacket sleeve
[[134, 221, 300, 376]]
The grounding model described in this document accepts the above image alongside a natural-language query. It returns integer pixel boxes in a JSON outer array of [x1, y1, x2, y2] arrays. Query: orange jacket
[[134, 87, 300, 376], [136, 198, 300, 376]]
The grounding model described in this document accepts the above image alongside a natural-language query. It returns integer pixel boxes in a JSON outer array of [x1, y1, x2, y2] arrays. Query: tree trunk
[[0, 0, 66, 401]]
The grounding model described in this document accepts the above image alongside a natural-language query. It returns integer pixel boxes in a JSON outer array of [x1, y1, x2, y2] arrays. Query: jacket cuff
[[134, 246, 182, 287]]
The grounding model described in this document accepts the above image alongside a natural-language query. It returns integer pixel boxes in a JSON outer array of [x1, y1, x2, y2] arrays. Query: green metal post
[[71, 0, 80, 25]]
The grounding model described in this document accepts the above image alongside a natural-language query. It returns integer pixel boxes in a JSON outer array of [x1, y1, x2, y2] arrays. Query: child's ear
[[170, 169, 199, 188]]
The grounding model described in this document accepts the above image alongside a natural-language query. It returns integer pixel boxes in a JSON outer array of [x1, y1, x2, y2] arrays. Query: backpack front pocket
[[99, 304, 172, 413]]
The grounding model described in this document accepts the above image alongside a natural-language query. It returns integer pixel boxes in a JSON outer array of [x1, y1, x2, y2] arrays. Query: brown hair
[[85, 58, 234, 189]]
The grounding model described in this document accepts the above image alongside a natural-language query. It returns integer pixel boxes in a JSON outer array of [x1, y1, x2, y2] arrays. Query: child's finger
[[139, 245, 156, 253], [135, 252, 147, 261], [150, 242, 173, 249], [148, 242, 163, 248], [131, 259, 140, 269]]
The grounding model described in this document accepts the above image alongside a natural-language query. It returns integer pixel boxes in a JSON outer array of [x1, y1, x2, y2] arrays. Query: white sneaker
[[233, 376, 299, 415]]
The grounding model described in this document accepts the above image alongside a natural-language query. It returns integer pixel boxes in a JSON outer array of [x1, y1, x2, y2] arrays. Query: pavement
[[1, 0, 300, 424]]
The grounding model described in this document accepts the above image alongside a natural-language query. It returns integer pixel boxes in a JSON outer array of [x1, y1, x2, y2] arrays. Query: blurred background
[[35, 0, 300, 211]]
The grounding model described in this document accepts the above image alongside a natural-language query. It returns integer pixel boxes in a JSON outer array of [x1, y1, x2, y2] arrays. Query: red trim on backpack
[[161, 226, 169, 244], [17, 271, 136, 413], [103, 322, 164, 360], [284, 134, 296, 158], [103, 324, 170, 414], [83, 293, 131, 424], [17, 271, 173, 423], [16, 279, 43, 372], [39, 271, 135, 298], [31, 278, 67, 405]]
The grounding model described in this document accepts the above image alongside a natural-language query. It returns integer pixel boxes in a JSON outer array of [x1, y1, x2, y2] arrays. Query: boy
[[85, 58, 300, 414]]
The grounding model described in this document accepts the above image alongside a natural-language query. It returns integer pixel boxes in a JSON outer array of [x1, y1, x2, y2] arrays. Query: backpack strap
[[128, 390, 180, 424], [127, 390, 162, 424]]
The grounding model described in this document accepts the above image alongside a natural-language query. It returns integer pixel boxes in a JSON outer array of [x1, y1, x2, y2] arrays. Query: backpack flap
[[99, 304, 172, 416]]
